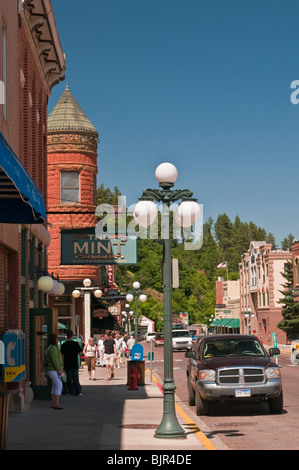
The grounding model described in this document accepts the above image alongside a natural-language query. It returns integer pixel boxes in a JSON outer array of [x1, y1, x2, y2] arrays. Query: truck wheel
[[268, 391, 283, 414], [195, 383, 210, 415], [187, 376, 195, 406]]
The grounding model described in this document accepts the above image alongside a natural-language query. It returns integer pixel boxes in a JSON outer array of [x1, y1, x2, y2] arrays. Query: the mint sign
[[61, 228, 137, 265]]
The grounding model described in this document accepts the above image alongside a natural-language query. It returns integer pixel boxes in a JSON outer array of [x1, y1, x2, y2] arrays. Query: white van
[[172, 330, 192, 351]]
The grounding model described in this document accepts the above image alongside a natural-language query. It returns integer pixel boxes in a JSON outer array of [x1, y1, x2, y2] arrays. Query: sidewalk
[[6, 362, 227, 451]]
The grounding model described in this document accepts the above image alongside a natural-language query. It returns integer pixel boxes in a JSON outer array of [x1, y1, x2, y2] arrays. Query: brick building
[[239, 241, 290, 345], [0, 0, 65, 411], [47, 84, 114, 337]]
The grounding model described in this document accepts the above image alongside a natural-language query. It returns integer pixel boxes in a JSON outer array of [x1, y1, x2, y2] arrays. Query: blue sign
[[2, 330, 26, 382], [131, 344, 144, 361]]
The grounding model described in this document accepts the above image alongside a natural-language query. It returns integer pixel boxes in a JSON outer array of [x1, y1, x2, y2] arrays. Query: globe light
[[83, 278, 92, 287], [56, 282, 65, 295], [133, 200, 158, 227], [37, 276, 54, 292], [155, 162, 178, 184], [139, 294, 147, 302], [176, 200, 201, 227], [126, 293, 134, 302], [133, 281, 140, 290], [72, 289, 81, 299], [48, 279, 60, 295], [94, 289, 103, 298]]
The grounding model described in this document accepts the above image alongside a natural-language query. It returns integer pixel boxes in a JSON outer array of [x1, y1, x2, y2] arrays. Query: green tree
[[277, 259, 299, 336], [281, 234, 295, 251]]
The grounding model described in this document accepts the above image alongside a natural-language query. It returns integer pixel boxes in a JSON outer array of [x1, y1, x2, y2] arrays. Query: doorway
[[30, 308, 52, 399]]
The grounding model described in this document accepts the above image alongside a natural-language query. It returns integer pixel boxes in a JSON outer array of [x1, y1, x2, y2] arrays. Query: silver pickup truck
[[185, 334, 283, 415]]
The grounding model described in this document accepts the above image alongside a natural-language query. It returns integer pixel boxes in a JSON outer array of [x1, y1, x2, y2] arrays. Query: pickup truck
[[185, 334, 283, 415]]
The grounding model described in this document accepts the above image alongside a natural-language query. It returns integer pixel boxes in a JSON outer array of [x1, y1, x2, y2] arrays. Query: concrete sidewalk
[[6, 362, 227, 451]]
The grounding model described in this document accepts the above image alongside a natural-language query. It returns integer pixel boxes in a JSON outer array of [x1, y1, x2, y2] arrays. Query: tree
[[281, 234, 295, 251], [97, 184, 122, 206], [277, 259, 299, 337]]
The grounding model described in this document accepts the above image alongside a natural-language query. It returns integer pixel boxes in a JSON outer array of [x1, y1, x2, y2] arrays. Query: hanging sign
[[61, 228, 137, 265]]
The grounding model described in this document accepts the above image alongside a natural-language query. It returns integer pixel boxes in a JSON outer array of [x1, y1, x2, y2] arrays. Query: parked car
[[185, 334, 283, 415], [146, 332, 156, 342], [154, 334, 164, 347], [172, 329, 192, 351], [291, 339, 299, 364]]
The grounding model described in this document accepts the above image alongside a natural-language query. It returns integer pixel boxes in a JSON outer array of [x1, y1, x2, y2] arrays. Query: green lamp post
[[126, 282, 147, 343], [133, 162, 201, 439]]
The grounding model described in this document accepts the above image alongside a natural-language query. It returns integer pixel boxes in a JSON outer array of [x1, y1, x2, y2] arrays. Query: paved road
[[145, 341, 299, 450]]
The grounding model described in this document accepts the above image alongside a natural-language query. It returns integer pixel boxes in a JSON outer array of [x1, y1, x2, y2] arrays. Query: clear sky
[[50, 0, 299, 248]]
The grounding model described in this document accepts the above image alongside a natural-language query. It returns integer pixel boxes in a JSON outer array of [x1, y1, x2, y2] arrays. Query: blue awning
[[0, 132, 46, 224]]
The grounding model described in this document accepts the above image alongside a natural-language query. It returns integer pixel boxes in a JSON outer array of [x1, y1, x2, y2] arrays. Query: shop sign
[[61, 228, 137, 265]]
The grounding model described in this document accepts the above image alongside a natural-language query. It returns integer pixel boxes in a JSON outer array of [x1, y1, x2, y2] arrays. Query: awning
[[0, 132, 46, 224]]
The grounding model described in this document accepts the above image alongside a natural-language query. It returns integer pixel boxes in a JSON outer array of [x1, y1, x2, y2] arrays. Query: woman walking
[[84, 338, 97, 380], [45, 333, 64, 409]]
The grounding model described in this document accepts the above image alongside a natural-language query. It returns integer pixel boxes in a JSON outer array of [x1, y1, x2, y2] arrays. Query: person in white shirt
[[127, 335, 135, 360], [83, 338, 97, 380], [114, 331, 124, 367], [97, 335, 104, 367]]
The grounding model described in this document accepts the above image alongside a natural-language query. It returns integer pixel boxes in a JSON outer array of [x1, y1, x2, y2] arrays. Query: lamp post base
[[154, 419, 186, 440], [154, 391, 186, 439]]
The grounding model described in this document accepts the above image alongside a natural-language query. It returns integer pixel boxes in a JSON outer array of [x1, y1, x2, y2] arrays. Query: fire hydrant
[[128, 364, 140, 390]]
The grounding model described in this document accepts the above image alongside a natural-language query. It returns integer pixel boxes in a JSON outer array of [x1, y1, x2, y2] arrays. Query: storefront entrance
[[29, 308, 52, 399]]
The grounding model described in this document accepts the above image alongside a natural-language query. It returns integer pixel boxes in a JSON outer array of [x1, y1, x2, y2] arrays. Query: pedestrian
[[45, 333, 64, 409], [114, 331, 124, 368], [123, 332, 129, 344], [97, 335, 104, 366], [83, 337, 97, 380], [102, 331, 116, 380], [60, 330, 83, 396], [127, 334, 135, 360]]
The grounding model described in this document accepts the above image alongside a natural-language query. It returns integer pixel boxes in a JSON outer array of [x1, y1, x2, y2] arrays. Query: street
[[143, 341, 299, 450]]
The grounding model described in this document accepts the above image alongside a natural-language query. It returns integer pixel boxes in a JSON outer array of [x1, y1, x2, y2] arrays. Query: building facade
[[0, 0, 65, 411], [292, 241, 299, 302], [239, 241, 290, 345], [213, 279, 240, 333], [47, 83, 103, 335]]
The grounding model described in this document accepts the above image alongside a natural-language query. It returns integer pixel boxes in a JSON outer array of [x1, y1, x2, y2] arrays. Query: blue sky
[[50, 0, 299, 247]]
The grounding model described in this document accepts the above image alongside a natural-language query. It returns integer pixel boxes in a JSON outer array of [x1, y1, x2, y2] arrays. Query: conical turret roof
[[48, 84, 98, 136]]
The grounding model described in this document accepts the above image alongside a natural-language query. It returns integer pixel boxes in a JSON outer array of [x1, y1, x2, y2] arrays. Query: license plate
[[235, 388, 251, 397]]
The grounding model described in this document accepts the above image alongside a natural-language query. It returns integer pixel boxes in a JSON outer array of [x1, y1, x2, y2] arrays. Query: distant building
[[239, 242, 290, 345], [213, 279, 240, 333]]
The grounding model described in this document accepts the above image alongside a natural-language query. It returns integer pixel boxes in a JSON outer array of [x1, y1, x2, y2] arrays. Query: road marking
[[145, 368, 217, 450]]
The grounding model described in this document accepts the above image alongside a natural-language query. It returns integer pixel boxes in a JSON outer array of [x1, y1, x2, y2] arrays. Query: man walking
[[102, 331, 116, 380], [61, 330, 83, 396]]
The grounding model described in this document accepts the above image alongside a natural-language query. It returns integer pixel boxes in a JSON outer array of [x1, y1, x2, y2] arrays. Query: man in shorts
[[102, 331, 116, 380]]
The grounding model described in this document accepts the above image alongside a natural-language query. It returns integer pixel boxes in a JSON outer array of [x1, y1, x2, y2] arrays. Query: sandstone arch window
[[61, 171, 80, 203]]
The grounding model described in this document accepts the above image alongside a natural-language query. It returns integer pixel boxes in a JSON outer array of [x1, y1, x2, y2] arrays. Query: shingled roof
[[48, 84, 98, 136]]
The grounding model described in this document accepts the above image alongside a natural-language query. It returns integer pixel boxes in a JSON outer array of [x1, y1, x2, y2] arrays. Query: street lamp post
[[72, 279, 102, 341], [133, 162, 201, 440], [244, 308, 254, 335], [126, 282, 147, 342], [121, 304, 133, 333]]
